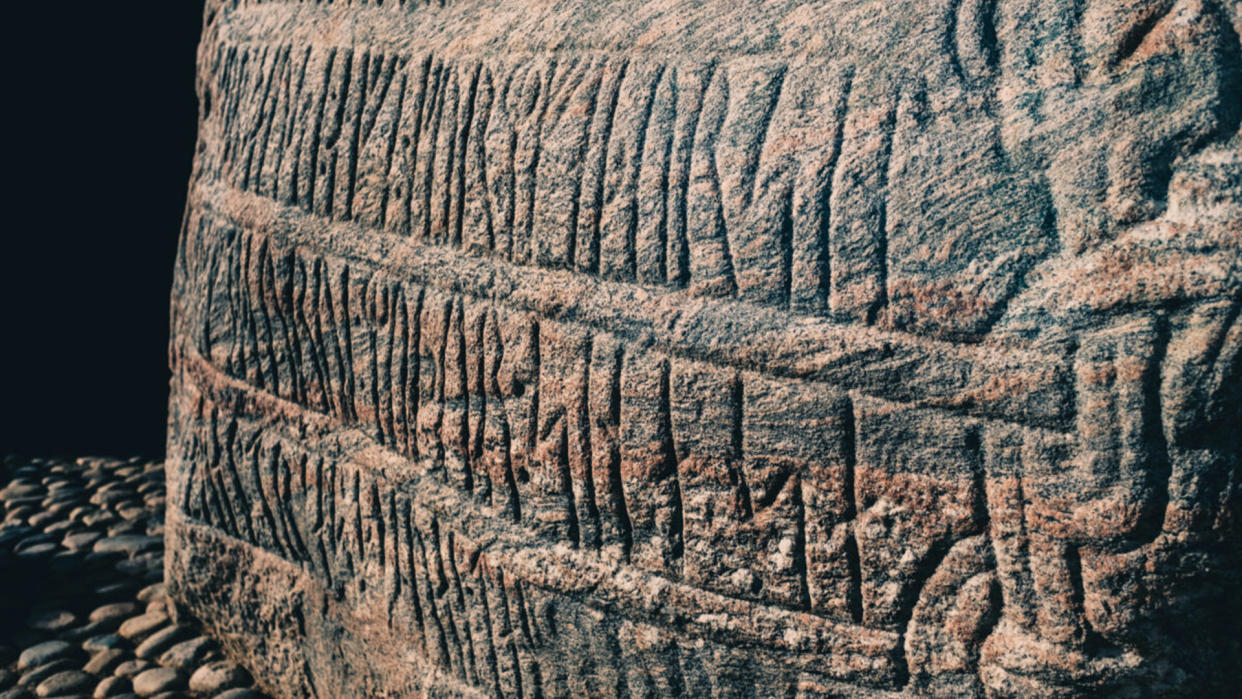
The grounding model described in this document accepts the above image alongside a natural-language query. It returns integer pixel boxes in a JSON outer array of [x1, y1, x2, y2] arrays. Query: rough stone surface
[[167, 0, 1242, 696]]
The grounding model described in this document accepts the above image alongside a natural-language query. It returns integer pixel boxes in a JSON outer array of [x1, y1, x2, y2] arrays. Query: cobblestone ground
[[0, 457, 272, 699]]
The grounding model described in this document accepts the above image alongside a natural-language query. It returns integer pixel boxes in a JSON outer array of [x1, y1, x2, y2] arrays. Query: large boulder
[[166, 0, 1242, 695]]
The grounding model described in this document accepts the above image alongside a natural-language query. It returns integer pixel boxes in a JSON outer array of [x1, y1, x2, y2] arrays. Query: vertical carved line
[[843, 396, 863, 623]]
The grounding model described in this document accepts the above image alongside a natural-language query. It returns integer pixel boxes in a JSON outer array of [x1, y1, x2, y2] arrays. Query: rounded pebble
[[134, 584, 166, 604], [117, 613, 168, 642], [63, 531, 103, 550], [14, 533, 56, 550], [1, 482, 43, 498], [81, 512, 117, 528], [116, 555, 161, 576], [89, 603, 138, 625], [93, 675, 131, 699], [26, 513, 58, 529], [15, 543, 57, 558], [63, 619, 115, 644], [84, 649, 126, 676], [42, 519, 73, 535], [0, 459, 266, 699], [134, 626, 189, 660], [214, 689, 264, 699], [156, 637, 215, 674], [117, 506, 148, 521], [35, 670, 93, 697], [93, 535, 161, 557], [106, 521, 143, 538], [81, 635, 125, 654], [186, 661, 250, 694], [26, 610, 78, 633], [18, 642, 75, 671], [19, 660, 76, 689], [93, 581, 136, 599], [130, 668, 182, 697], [111, 661, 151, 679]]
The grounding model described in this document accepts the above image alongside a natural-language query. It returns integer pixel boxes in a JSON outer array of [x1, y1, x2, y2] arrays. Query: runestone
[[167, 1, 1242, 696]]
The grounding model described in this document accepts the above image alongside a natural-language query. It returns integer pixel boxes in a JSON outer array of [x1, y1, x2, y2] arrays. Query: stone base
[[168, 513, 473, 698]]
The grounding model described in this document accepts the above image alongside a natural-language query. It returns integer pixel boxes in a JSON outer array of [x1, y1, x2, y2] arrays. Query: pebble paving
[[0, 456, 271, 699]]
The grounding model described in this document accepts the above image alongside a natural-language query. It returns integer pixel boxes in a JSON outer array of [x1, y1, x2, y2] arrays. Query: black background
[[3, 2, 205, 459]]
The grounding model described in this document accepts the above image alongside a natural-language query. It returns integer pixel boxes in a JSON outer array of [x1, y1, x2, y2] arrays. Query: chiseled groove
[[495, 571, 527, 699], [430, 518, 471, 682], [219, 412, 255, 542], [173, 344, 905, 682], [205, 39, 1051, 340], [657, 358, 684, 571], [582, 59, 629, 276], [817, 66, 854, 311], [445, 530, 482, 686], [472, 560, 506, 698], [402, 497, 435, 661], [869, 96, 898, 327], [841, 399, 864, 624], [268, 444, 296, 560], [385, 488, 400, 625], [352, 468, 364, 575], [604, 345, 633, 557], [241, 429, 283, 558], [577, 335, 600, 550], [191, 179, 1073, 431], [180, 204, 1055, 632], [411, 509, 456, 674]]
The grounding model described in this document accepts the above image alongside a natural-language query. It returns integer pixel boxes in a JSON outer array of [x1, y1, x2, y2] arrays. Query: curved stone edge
[[166, 511, 480, 698]]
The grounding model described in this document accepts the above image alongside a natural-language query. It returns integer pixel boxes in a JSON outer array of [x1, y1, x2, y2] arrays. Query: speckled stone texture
[[167, 0, 1241, 696]]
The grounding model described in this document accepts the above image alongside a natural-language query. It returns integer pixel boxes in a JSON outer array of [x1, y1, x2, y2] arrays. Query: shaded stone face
[[996, 0, 1242, 253], [167, 1, 1241, 696]]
